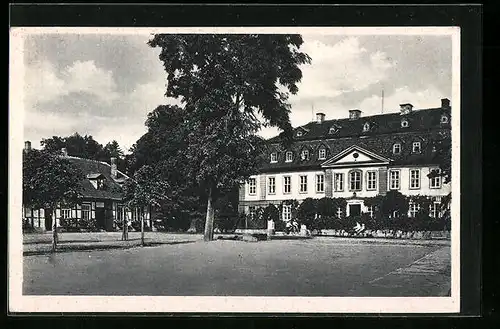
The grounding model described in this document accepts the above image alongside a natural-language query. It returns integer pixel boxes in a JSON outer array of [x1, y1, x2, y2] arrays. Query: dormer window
[[393, 143, 401, 154], [270, 152, 278, 163], [401, 119, 409, 128], [440, 115, 449, 124], [412, 141, 421, 153], [300, 149, 310, 161], [285, 151, 293, 162], [87, 173, 106, 190], [318, 148, 326, 160], [296, 130, 303, 137], [329, 125, 339, 134], [363, 122, 370, 132]]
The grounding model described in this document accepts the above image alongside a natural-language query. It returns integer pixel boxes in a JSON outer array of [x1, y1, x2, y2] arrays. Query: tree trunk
[[51, 208, 57, 252], [203, 187, 215, 241], [140, 209, 145, 247], [122, 208, 128, 241]]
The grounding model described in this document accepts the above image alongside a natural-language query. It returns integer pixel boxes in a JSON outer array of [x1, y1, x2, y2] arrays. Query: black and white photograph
[[9, 26, 461, 313]]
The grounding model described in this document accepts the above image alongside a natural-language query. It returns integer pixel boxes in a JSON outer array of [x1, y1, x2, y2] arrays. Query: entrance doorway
[[95, 208, 105, 230], [349, 204, 361, 217], [44, 208, 52, 231]]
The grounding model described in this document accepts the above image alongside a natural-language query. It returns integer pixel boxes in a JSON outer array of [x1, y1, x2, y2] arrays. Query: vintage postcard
[[9, 26, 461, 313]]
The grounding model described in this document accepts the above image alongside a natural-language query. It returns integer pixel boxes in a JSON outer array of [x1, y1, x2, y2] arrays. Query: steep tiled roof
[[261, 107, 451, 173], [65, 156, 128, 200]]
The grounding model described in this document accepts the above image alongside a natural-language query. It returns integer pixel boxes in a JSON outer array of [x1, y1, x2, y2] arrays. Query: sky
[[22, 32, 452, 153]]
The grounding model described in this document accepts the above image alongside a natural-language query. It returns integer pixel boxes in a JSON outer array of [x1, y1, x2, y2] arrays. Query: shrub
[[322, 216, 342, 230], [80, 217, 99, 232], [215, 215, 240, 233], [297, 198, 318, 228], [274, 219, 286, 232], [262, 204, 280, 222], [60, 217, 80, 232]]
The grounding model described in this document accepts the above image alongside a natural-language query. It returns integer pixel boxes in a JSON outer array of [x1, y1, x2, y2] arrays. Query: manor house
[[238, 98, 452, 221]]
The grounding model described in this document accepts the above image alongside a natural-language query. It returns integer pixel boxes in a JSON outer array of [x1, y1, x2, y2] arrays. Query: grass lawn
[[23, 237, 451, 297]]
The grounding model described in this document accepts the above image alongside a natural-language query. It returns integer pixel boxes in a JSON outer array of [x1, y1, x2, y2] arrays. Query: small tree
[[123, 165, 171, 246], [23, 149, 83, 251], [380, 191, 409, 220], [262, 204, 280, 223], [297, 198, 318, 229]]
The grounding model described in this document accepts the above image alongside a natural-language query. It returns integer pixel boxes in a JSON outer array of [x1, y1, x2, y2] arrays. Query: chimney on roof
[[24, 141, 31, 152], [441, 98, 451, 109], [316, 112, 325, 124], [399, 103, 413, 115], [110, 157, 117, 179], [349, 109, 362, 120], [61, 148, 68, 157]]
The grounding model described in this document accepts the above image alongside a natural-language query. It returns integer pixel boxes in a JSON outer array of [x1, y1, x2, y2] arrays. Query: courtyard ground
[[22, 234, 451, 297]]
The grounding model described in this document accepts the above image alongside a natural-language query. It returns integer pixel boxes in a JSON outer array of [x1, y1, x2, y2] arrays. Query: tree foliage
[[23, 149, 83, 209], [41, 133, 127, 173], [148, 34, 311, 240]]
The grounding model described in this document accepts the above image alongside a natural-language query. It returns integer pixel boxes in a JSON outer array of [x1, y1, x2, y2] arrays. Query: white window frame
[[283, 176, 292, 194], [336, 207, 343, 219], [412, 141, 421, 153], [300, 149, 310, 161], [366, 171, 377, 191], [316, 174, 325, 193], [409, 168, 421, 189], [268, 176, 276, 195], [329, 127, 338, 134], [61, 208, 71, 219], [349, 170, 362, 191], [441, 115, 449, 124], [249, 206, 256, 218], [299, 175, 308, 193], [318, 148, 326, 160], [366, 205, 374, 218], [401, 119, 409, 128], [282, 205, 292, 221], [363, 122, 370, 132], [429, 168, 442, 189], [270, 152, 278, 163], [296, 130, 303, 137], [409, 202, 421, 218], [388, 169, 401, 190], [248, 178, 257, 195], [429, 201, 440, 218], [285, 151, 293, 162], [393, 143, 401, 154], [81, 203, 91, 220], [334, 173, 344, 192]]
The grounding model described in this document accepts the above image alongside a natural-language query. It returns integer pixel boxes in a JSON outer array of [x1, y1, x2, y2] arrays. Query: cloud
[[25, 59, 120, 109], [293, 37, 395, 101]]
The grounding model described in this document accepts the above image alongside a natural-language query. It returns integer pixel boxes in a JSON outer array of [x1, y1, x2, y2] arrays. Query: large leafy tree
[[148, 34, 311, 241], [23, 148, 83, 251], [41, 133, 127, 173]]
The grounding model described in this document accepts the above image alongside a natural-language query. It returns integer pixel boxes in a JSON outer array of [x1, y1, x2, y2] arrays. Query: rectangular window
[[299, 175, 308, 193], [336, 207, 343, 219], [61, 208, 71, 219], [334, 173, 344, 192], [429, 202, 439, 218], [282, 205, 291, 221], [389, 170, 400, 190], [270, 152, 278, 163], [249, 206, 256, 218], [283, 176, 291, 194], [409, 169, 421, 189], [429, 168, 442, 189], [412, 142, 421, 153], [316, 174, 325, 193], [82, 203, 91, 220], [349, 171, 362, 191], [248, 178, 257, 195], [318, 148, 326, 160], [366, 205, 374, 218], [268, 177, 276, 194], [366, 171, 377, 191], [285, 151, 293, 162], [409, 202, 421, 218]]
